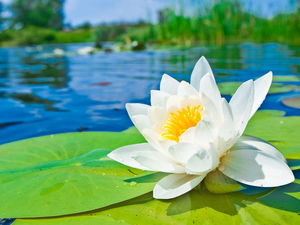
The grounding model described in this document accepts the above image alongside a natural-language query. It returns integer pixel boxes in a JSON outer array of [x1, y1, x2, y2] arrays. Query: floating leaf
[[244, 110, 300, 158], [217, 82, 241, 95], [2, 110, 300, 221], [204, 170, 244, 194], [13, 180, 300, 225], [0, 132, 167, 218], [122, 126, 140, 134], [282, 97, 300, 109], [218, 82, 294, 95], [269, 83, 294, 94], [273, 76, 299, 82]]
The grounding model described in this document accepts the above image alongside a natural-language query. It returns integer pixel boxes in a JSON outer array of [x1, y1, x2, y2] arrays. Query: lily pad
[[269, 83, 294, 94], [218, 82, 294, 95], [13, 179, 300, 224], [0, 132, 166, 218], [244, 110, 300, 158], [282, 97, 300, 109], [2, 110, 300, 221], [273, 76, 299, 82]]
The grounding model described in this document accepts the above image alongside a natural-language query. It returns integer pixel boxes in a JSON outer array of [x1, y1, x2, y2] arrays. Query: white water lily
[[108, 56, 294, 199]]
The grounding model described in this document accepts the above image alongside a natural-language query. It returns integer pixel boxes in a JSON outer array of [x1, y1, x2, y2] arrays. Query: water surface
[[0, 43, 300, 145]]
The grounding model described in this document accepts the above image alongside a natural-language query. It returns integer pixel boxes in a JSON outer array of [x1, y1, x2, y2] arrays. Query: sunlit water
[[0, 43, 300, 145]]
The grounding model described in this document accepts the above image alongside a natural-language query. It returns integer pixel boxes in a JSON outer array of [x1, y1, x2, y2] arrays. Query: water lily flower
[[108, 56, 294, 199]]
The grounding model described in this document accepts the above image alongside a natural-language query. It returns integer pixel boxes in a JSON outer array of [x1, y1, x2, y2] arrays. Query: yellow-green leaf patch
[[13, 180, 300, 225]]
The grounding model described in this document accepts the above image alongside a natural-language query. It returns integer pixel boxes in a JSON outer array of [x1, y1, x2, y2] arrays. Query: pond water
[[0, 43, 300, 145]]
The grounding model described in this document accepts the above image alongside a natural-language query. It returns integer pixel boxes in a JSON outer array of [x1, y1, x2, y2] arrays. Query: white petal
[[190, 56, 214, 92], [126, 103, 150, 118], [185, 148, 212, 175], [229, 80, 254, 137], [230, 135, 287, 163], [200, 92, 223, 127], [150, 90, 170, 108], [132, 151, 185, 173], [160, 74, 179, 95], [199, 73, 222, 114], [179, 127, 195, 143], [147, 106, 166, 126], [107, 143, 157, 170], [217, 98, 235, 156], [142, 128, 163, 152], [250, 71, 273, 118], [185, 143, 219, 175], [194, 116, 218, 147], [177, 81, 199, 98], [153, 174, 205, 199], [222, 97, 234, 123], [159, 140, 176, 152], [143, 129, 176, 154], [220, 150, 295, 187], [131, 115, 152, 134], [166, 95, 185, 111], [168, 142, 198, 165]]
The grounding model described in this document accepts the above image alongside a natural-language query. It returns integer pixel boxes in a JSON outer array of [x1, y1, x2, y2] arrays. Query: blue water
[[0, 43, 300, 145]]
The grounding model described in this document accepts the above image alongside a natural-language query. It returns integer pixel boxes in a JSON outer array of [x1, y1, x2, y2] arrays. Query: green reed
[[1, 0, 299, 47], [124, 0, 300, 46]]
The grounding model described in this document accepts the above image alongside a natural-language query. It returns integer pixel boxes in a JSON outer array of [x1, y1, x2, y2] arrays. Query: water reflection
[[20, 59, 68, 88], [0, 43, 299, 144], [10, 93, 60, 111]]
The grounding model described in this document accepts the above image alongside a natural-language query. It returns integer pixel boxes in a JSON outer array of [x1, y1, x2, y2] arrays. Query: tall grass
[[1, 0, 300, 47], [142, 0, 300, 45]]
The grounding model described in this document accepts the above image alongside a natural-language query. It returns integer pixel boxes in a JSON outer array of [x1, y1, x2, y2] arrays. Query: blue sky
[[63, 0, 174, 26], [1, 0, 299, 27]]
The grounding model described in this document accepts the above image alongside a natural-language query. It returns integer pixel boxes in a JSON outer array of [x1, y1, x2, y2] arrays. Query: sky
[[1, 0, 299, 27], [64, 0, 174, 26]]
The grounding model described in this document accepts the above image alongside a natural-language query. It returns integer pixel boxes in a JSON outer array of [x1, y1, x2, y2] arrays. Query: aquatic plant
[[108, 56, 294, 199]]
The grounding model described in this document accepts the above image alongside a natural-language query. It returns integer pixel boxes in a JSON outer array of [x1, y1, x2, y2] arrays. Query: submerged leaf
[[282, 97, 300, 109]]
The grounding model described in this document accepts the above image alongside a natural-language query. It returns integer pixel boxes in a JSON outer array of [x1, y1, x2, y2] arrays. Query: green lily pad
[[217, 82, 241, 95], [2, 110, 300, 221], [272, 76, 299, 82], [282, 97, 300, 109], [13, 180, 300, 225], [269, 83, 294, 94], [244, 110, 300, 158], [218, 82, 294, 95], [0, 132, 167, 218]]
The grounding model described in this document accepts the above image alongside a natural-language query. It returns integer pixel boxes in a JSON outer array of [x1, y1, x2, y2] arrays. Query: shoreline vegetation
[[0, 1, 300, 48]]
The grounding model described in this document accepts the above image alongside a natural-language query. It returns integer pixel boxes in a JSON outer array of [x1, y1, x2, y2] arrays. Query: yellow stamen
[[161, 105, 203, 142]]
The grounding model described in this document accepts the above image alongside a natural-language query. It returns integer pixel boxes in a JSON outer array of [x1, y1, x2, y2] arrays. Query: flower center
[[161, 105, 203, 142]]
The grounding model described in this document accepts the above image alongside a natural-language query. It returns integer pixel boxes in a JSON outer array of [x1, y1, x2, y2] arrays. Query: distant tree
[[10, 0, 65, 30], [77, 22, 92, 30]]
